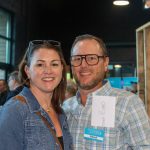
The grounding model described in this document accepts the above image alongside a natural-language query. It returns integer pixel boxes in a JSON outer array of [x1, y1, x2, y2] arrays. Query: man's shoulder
[[109, 86, 144, 107], [110, 86, 135, 97]]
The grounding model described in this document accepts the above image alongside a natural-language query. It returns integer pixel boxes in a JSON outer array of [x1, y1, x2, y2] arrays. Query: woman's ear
[[61, 64, 63, 72], [24, 65, 30, 79]]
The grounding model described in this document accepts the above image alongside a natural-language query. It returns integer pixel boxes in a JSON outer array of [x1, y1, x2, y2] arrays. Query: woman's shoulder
[[0, 94, 28, 120], [0, 98, 24, 130]]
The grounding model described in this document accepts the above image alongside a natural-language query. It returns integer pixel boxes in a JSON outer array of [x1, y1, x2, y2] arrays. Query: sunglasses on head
[[29, 40, 61, 47], [26, 40, 61, 58]]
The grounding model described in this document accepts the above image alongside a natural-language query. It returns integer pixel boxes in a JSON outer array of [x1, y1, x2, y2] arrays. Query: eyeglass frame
[[70, 54, 108, 67]]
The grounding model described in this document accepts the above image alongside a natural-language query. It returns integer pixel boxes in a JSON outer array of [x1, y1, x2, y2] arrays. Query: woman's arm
[[0, 100, 24, 150]]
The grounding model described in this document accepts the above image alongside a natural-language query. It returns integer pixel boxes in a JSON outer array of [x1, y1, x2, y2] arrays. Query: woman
[[0, 40, 73, 150]]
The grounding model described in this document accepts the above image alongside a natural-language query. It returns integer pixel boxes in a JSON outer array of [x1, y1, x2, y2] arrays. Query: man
[[65, 79, 77, 99], [6, 71, 23, 100], [130, 81, 138, 94], [63, 34, 150, 149], [0, 79, 8, 105]]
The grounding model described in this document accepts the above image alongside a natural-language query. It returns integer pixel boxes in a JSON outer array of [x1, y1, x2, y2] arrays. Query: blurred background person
[[65, 79, 77, 99], [130, 81, 138, 94], [6, 70, 23, 101], [0, 79, 9, 105]]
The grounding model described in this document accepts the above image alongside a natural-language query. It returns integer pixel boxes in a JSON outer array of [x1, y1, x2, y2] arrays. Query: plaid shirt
[[63, 81, 150, 150]]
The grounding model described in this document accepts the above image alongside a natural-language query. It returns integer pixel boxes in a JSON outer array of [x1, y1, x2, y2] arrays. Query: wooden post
[[136, 22, 150, 117]]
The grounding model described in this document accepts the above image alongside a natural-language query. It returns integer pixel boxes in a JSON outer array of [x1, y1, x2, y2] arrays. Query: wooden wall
[[136, 22, 150, 117]]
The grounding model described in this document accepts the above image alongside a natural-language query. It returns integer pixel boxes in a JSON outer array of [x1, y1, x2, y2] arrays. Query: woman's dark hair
[[18, 40, 67, 114]]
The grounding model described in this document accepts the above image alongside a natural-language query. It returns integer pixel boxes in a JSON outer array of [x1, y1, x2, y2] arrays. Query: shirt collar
[[20, 87, 67, 123], [20, 87, 41, 113], [76, 80, 111, 100]]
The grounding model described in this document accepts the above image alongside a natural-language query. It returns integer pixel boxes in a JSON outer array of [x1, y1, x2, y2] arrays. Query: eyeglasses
[[70, 54, 107, 67], [29, 40, 61, 48]]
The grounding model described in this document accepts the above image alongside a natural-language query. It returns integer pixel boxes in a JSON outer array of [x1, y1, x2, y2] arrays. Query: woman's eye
[[51, 60, 61, 67], [52, 63, 59, 67], [36, 63, 44, 67]]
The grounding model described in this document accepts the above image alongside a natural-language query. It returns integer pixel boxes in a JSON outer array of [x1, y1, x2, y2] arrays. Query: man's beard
[[73, 73, 104, 90]]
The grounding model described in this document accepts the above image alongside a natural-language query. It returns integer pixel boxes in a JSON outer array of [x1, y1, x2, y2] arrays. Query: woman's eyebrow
[[36, 60, 45, 62], [36, 59, 61, 62], [51, 59, 61, 62]]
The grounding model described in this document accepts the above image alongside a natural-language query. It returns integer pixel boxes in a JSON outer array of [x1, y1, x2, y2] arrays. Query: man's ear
[[105, 57, 109, 71], [24, 65, 30, 79]]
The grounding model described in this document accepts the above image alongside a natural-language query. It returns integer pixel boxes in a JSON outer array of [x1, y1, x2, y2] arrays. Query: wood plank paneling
[[136, 22, 150, 117]]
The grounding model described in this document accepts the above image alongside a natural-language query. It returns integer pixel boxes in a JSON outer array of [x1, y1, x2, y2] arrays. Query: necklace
[[42, 104, 53, 112], [46, 106, 53, 112]]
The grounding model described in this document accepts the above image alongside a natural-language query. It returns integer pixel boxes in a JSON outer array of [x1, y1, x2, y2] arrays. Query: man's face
[[71, 39, 109, 91], [8, 77, 16, 91]]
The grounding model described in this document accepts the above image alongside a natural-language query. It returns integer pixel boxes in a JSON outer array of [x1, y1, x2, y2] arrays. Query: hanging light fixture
[[113, 0, 129, 6]]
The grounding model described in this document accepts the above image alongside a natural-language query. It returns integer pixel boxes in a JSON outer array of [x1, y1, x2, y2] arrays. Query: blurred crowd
[[0, 71, 23, 106]]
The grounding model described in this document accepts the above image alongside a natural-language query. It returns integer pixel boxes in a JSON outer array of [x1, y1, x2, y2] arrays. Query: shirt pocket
[[105, 127, 125, 149], [105, 127, 117, 146]]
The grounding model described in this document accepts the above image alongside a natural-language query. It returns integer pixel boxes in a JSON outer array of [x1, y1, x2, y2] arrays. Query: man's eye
[[89, 56, 96, 60], [74, 57, 81, 61]]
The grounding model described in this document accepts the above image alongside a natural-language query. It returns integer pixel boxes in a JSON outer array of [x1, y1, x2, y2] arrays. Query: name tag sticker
[[92, 96, 116, 128], [84, 128, 105, 142]]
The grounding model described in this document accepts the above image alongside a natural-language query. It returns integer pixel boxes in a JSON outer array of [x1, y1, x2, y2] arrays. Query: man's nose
[[81, 57, 88, 67]]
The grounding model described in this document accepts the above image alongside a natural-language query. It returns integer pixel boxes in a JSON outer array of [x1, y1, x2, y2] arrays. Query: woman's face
[[25, 48, 63, 94]]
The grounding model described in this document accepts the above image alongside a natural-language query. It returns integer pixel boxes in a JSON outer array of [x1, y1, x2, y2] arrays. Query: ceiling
[[27, 0, 150, 64]]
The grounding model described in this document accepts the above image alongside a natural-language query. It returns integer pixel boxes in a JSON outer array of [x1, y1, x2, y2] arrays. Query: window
[[0, 8, 13, 79]]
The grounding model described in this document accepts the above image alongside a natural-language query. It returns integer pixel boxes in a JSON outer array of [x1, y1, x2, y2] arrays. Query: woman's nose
[[43, 65, 52, 73]]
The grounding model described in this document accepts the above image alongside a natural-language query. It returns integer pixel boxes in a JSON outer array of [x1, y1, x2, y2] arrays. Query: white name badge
[[91, 96, 116, 128], [84, 128, 105, 142]]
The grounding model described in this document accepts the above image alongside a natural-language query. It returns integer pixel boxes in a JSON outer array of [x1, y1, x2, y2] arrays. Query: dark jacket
[[6, 86, 23, 101], [0, 90, 8, 105]]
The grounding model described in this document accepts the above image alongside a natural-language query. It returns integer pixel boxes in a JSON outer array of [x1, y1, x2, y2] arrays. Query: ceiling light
[[114, 64, 122, 68], [113, 0, 129, 6]]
